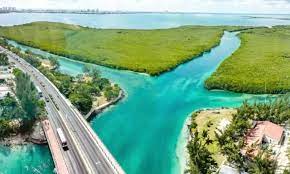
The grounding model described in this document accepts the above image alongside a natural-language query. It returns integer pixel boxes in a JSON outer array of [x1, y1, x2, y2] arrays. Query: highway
[[0, 46, 125, 174]]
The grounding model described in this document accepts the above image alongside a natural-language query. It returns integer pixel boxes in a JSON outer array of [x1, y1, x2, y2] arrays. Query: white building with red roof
[[242, 121, 285, 156]]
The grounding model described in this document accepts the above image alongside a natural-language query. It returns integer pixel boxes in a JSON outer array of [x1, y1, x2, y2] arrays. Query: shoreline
[[0, 88, 124, 147], [2, 29, 224, 76], [176, 107, 236, 173], [176, 115, 191, 174], [0, 120, 47, 146], [85, 89, 125, 121], [9, 36, 222, 76]]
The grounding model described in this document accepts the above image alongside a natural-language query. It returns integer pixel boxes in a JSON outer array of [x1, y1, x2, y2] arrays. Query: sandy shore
[[176, 116, 191, 174], [176, 107, 236, 173], [0, 121, 47, 146]]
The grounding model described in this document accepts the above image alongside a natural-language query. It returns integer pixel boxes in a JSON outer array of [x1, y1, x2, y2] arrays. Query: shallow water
[[0, 13, 284, 174], [0, 144, 53, 173]]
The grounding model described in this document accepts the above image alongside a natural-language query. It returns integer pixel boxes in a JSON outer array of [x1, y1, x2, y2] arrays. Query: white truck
[[56, 128, 69, 151], [35, 85, 43, 98]]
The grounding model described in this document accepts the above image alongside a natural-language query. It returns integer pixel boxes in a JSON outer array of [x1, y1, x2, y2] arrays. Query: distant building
[[0, 85, 12, 99], [242, 121, 285, 156], [219, 164, 248, 174], [0, 65, 14, 74], [0, 65, 14, 84], [0, 7, 16, 13], [0, 74, 14, 81]]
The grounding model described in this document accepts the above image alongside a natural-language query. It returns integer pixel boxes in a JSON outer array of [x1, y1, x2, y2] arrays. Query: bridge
[[0, 46, 125, 174]]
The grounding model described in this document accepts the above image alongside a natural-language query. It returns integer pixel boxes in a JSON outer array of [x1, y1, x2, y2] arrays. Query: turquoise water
[[0, 144, 53, 173], [0, 13, 284, 174], [9, 32, 268, 174]]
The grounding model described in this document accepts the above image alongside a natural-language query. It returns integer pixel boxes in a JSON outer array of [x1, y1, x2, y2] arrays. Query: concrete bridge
[[1, 46, 125, 174]]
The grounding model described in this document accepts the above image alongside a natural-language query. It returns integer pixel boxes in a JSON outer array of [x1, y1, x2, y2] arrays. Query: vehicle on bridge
[[56, 128, 69, 151], [35, 86, 43, 97], [45, 97, 49, 102]]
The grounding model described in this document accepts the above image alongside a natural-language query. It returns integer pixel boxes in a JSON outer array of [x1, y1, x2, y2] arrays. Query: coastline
[[0, 120, 47, 146], [85, 89, 125, 121], [176, 115, 191, 174], [1, 26, 225, 76], [177, 107, 236, 173], [4, 37, 220, 76]]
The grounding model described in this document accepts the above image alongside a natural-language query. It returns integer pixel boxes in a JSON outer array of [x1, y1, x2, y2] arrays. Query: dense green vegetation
[[0, 22, 241, 75], [187, 95, 290, 173], [218, 96, 290, 172], [0, 53, 9, 66], [193, 109, 235, 164], [0, 94, 25, 138], [39, 63, 120, 114], [0, 69, 44, 138], [14, 69, 44, 132], [0, 38, 121, 114], [186, 120, 217, 174], [206, 26, 290, 94]]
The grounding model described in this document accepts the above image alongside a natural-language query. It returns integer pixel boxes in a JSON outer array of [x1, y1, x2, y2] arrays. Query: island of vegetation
[[0, 38, 123, 117], [206, 26, 290, 94], [0, 22, 244, 75], [185, 96, 290, 174], [0, 53, 46, 145]]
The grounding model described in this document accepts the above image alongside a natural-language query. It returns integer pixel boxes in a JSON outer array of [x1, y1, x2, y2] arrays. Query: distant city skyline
[[1, 0, 290, 14]]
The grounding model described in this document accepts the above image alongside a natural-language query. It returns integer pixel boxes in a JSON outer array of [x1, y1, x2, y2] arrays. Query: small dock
[[42, 119, 69, 174]]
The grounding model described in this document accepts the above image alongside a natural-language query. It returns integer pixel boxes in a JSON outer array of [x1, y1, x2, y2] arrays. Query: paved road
[[0, 46, 125, 174]]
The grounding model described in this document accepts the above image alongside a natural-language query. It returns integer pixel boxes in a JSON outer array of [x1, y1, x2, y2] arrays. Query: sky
[[2, 0, 290, 14]]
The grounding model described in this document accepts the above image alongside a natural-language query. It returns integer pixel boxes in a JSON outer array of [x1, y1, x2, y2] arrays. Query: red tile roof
[[245, 121, 284, 146], [242, 121, 284, 157]]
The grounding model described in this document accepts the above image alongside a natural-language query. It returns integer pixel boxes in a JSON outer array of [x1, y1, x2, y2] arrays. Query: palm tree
[[248, 150, 276, 174], [186, 121, 217, 174]]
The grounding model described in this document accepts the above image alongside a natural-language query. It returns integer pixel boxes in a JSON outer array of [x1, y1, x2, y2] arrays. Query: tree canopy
[[0, 53, 9, 66]]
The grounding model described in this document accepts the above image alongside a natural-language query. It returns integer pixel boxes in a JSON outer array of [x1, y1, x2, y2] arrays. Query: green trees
[[48, 56, 60, 69], [14, 69, 39, 131], [248, 150, 277, 174], [69, 93, 92, 114], [206, 26, 290, 94], [104, 84, 121, 101], [0, 53, 9, 66], [0, 94, 26, 120], [214, 95, 290, 172], [186, 121, 217, 174], [0, 68, 44, 138], [22, 52, 41, 67], [0, 119, 12, 138], [250, 96, 290, 124], [82, 64, 91, 74], [0, 94, 26, 138], [2, 43, 122, 115], [0, 22, 230, 75]]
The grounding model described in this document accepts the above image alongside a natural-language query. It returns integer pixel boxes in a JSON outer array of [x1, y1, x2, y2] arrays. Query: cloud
[[2, 0, 290, 13]]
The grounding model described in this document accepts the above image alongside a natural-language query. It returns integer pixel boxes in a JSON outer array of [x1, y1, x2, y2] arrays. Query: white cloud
[[2, 0, 290, 13]]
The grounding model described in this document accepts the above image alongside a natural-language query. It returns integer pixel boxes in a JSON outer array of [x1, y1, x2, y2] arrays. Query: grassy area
[[206, 26, 290, 94], [0, 38, 121, 115], [192, 108, 236, 165], [0, 22, 242, 75]]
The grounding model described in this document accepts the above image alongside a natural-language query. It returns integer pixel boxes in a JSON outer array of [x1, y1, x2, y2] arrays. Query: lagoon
[[0, 13, 285, 174]]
